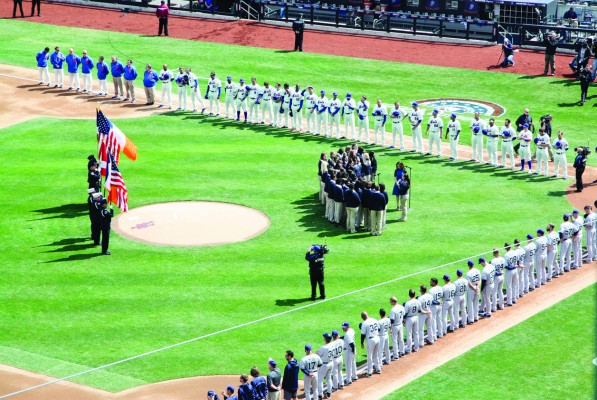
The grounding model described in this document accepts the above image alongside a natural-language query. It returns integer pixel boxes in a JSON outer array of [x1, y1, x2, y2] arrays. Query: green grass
[[384, 284, 596, 400], [0, 18, 594, 394]]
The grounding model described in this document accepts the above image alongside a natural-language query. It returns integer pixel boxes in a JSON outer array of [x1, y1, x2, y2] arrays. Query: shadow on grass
[[275, 297, 313, 307], [44, 252, 103, 263], [31, 202, 87, 220], [35, 237, 90, 247], [44, 243, 97, 253]]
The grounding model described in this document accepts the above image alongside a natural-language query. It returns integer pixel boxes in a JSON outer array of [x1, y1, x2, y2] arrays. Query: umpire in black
[[306, 244, 328, 300], [292, 14, 304, 52], [573, 147, 587, 192]]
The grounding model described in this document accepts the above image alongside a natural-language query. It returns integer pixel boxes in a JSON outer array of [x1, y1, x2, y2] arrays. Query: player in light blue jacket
[[36, 47, 50, 86]]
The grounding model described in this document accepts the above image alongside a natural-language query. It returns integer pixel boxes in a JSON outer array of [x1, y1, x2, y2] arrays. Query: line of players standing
[[86, 155, 113, 255]]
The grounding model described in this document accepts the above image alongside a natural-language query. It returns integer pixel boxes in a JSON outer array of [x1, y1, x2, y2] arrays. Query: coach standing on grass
[[292, 14, 304, 52], [156, 0, 169, 36]]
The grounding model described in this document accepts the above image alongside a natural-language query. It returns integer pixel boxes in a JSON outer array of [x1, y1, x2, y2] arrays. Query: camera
[[579, 146, 591, 157], [540, 114, 552, 122], [310, 244, 330, 254]]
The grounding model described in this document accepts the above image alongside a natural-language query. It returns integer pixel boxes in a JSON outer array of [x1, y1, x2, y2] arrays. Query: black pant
[[101, 226, 110, 253], [310, 268, 325, 299], [31, 0, 40, 16], [294, 32, 303, 51], [581, 83, 589, 103], [13, 0, 24, 17], [158, 17, 168, 36], [90, 216, 101, 244], [576, 166, 585, 191]]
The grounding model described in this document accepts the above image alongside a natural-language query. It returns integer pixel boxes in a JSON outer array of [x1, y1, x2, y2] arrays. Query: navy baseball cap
[[537, 229, 545, 235], [572, 209, 579, 215], [332, 329, 339, 336], [457, 269, 463, 276], [467, 260, 474, 267], [432, 109, 438, 114], [478, 257, 486, 263], [346, 93, 352, 97], [443, 274, 450, 281], [239, 78, 244, 83], [208, 390, 216, 397], [411, 101, 418, 107], [527, 234, 534, 240], [450, 113, 457, 118], [333, 92, 337, 96], [342, 322, 350, 328], [523, 123, 529, 128], [226, 386, 235, 393], [323, 333, 332, 340], [305, 344, 312, 351], [563, 214, 570, 220], [227, 75, 232, 79], [268, 358, 277, 366]]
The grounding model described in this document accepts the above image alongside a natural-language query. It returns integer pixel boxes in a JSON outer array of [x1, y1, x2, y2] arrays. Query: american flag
[[105, 153, 129, 212], [97, 110, 122, 177]]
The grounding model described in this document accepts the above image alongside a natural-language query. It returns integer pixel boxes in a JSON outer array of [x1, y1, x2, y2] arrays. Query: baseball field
[[0, 4, 595, 399]]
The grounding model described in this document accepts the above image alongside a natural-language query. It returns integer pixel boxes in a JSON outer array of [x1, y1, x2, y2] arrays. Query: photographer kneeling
[[305, 244, 329, 300]]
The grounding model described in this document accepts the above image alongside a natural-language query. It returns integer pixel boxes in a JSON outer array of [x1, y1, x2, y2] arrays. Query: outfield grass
[[0, 19, 592, 393], [384, 284, 596, 400]]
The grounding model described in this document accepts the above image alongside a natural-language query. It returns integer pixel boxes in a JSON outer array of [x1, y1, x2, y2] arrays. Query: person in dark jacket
[[579, 65, 594, 105], [237, 374, 255, 400], [573, 147, 587, 192], [249, 367, 267, 400], [543, 32, 558, 76], [88, 160, 101, 192], [282, 350, 299, 400], [397, 173, 410, 222], [345, 183, 361, 233], [88, 190, 102, 245], [292, 15, 305, 51], [99, 199, 113, 255], [306, 245, 326, 300], [370, 185, 386, 236], [369, 151, 377, 182]]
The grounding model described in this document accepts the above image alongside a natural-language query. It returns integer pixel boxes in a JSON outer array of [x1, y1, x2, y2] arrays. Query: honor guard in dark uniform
[[88, 158, 101, 192], [573, 147, 587, 192], [306, 244, 328, 300], [88, 189, 102, 244], [99, 199, 114, 255], [293, 15, 305, 52]]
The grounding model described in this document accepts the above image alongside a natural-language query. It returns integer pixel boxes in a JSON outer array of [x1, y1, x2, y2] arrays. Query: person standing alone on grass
[[156, 0, 169, 36], [543, 32, 558, 76], [579, 65, 593, 106]]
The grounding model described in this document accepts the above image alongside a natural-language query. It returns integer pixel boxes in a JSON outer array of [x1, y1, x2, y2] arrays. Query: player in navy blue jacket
[[332, 179, 344, 227]]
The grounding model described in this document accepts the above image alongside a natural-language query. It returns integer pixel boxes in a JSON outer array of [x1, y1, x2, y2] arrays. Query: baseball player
[[279, 84, 293, 128], [465, 260, 481, 323], [316, 91, 329, 137], [187, 67, 206, 114], [535, 229, 548, 287], [441, 274, 456, 333], [360, 311, 381, 376], [389, 296, 405, 359], [36, 47, 51, 86], [330, 330, 344, 391], [96, 56, 110, 97], [584, 205, 597, 262], [304, 86, 317, 134], [403, 290, 421, 354], [453, 270, 468, 328], [175, 67, 188, 111], [223, 76, 237, 119], [514, 239, 526, 299], [389, 102, 405, 149], [490, 249, 506, 311], [428, 277, 444, 340], [259, 81, 273, 125], [206, 72, 221, 116], [290, 84, 303, 131], [417, 286, 433, 346], [299, 344, 322, 400], [552, 131, 569, 179], [470, 112, 486, 162], [571, 210, 584, 269], [485, 119, 500, 166], [479, 257, 495, 317], [65, 48, 81, 92], [316, 334, 333, 399], [409, 102, 424, 153], [357, 96, 370, 142], [523, 234, 537, 293], [246, 77, 261, 123], [235, 78, 249, 122], [80, 50, 94, 94], [546, 223, 560, 279], [342, 93, 356, 140], [518, 123, 534, 172], [328, 92, 342, 138], [445, 114, 461, 161], [425, 109, 443, 157], [158, 64, 173, 109], [372, 99, 387, 145], [50, 46, 65, 88], [272, 83, 283, 127], [534, 129, 551, 176], [500, 119, 516, 170], [378, 309, 391, 364], [340, 322, 358, 385], [503, 243, 519, 306]]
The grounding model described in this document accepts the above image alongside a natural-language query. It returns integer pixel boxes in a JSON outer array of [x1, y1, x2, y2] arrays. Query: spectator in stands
[[156, 0, 169, 36], [555, 21, 568, 44], [563, 7, 578, 27]]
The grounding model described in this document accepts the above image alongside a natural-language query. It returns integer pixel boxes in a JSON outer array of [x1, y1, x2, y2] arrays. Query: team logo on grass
[[416, 98, 506, 117]]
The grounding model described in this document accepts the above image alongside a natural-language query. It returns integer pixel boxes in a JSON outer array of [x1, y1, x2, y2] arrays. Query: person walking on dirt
[[156, 0, 169, 36]]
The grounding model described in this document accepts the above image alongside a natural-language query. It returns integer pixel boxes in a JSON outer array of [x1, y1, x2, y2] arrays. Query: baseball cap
[[307, 85, 313, 89], [443, 274, 450, 281], [478, 257, 486, 263], [467, 260, 474, 267], [239, 78, 244, 83], [305, 344, 312, 351], [321, 90, 325, 94], [323, 333, 332, 340], [523, 123, 529, 128], [432, 109, 438, 114], [87, 154, 95, 160], [527, 234, 533, 240], [346, 93, 352, 97], [537, 229, 545, 235], [473, 126, 480, 133], [450, 113, 457, 118], [268, 358, 277, 366], [534, 137, 539, 144], [311, 245, 321, 252], [226, 385, 235, 393], [227, 75, 232, 79], [563, 214, 570, 220], [482, 129, 488, 134], [342, 322, 350, 328], [333, 92, 337, 96], [100, 199, 108, 204], [332, 329, 339, 336], [572, 209, 579, 215], [208, 390, 216, 397], [210, 71, 215, 75], [457, 269, 463, 276], [411, 101, 418, 107]]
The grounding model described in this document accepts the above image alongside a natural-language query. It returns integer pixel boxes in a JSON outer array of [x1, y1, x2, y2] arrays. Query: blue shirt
[[345, 190, 361, 208], [36, 50, 49, 68], [65, 54, 81, 73], [123, 65, 138, 81], [50, 52, 65, 69], [96, 62, 110, 80], [143, 70, 159, 88], [237, 383, 254, 400], [282, 359, 299, 391], [370, 191, 386, 211], [250, 376, 267, 400], [81, 56, 94, 74], [111, 61, 125, 78]]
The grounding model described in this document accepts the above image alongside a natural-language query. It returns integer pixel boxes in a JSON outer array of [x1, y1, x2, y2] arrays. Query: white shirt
[[389, 304, 405, 325], [207, 77, 221, 93], [429, 286, 443, 305], [418, 293, 433, 311], [372, 104, 387, 122], [559, 221, 576, 241], [328, 98, 342, 114], [235, 84, 248, 100], [272, 88, 283, 103], [248, 83, 261, 100], [573, 216, 584, 238], [316, 96, 329, 113], [454, 277, 468, 297], [553, 138, 569, 153], [343, 98, 356, 114], [261, 86, 273, 100], [501, 126, 515, 140], [486, 124, 499, 141], [342, 328, 355, 351], [332, 339, 343, 359], [547, 231, 560, 253], [317, 343, 334, 364], [159, 69, 173, 82], [282, 89, 293, 107], [447, 119, 461, 136], [442, 283, 456, 301], [224, 80, 237, 97], [300, 354, 322, 374], [466, 268, 481, 290], [504, 250, 518, 269], [491, 256, 506, 276], [536, 134, 550, 148], [409, 109, 423, 128], [403, 298, 421, 318], [515, 247, 526, 267], [481, 264, 496, 285], [535, 236, 548, 256], [390, 107, 404, 123], [357, 100, 370, 117], [585, 212, 596, 231], [378, 316, 391, 337], [518, 129, 533, 146], [290, 89, 303, 108], [427, 116, 443, 133], [470, 118, 486, 133], [360, 317, 379, 339], [305, 93, 317, 109], [524, 242, 537, 264]]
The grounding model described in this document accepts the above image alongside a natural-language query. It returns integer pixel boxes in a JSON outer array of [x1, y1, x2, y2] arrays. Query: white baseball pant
[[303, 374, 318, 400], [373, 121, 385, 145], [357, 116, 369, 142], [305, 108, 316, 133], [291, 107, 302, 130], [428, 131, 441, 156], [225, 95, 236, 118], [329, 113, 340, 138], [472, 133, 484, 162], [453, 295, 467, 327], [317, 362, 333, 396], [487, 140, 498, 166], [331, 357, 343, 389], [505, 269, 516, 305], [189, 88, 205, 111], [411, 125, 423, 152], [177, 86, 187, 110], [38, 66, 50, 85], [573, 235, 582, 268], [261, 99, 272, 124], [68, 72, 80, 90], [378, 334, 390, 363], [553, 152, 568, 178], [248, 99, 259, 122], [317, 113, 328, 137], [53, 69, 64, 87], [81, 72, 92, 92], [449, 134, 459, 159], [501, 141, 515, 169], [492, 275, 504, 310], [391, 122, 403, 148], [536, 148, 549, 175], [466, 289, 479, 323], [365, 336, 380, 374], [208, 92, 219, 115], [343, 347, 357, 383], [418, 313, 432, 346], [481, 285, 493, 316], [442, 300, 455, 333], [98, 79, 109, 96], [390, 324, 404, 358], [430, 304, 443, 339], [535, 254, 547, 286], [560, 239, 572, 272], [404, 316, 419, 353]]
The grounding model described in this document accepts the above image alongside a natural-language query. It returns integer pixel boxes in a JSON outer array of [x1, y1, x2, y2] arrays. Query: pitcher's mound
[[112, 201, 270, 246]]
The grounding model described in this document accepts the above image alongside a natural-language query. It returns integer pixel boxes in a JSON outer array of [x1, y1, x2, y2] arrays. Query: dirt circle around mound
[[112, 201, 270, 246]]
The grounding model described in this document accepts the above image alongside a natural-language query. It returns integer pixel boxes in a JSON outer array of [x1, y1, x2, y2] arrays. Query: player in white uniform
[[546, 223, 560, 279], [403, 290, 421, 354], [465, 260, 481, 323], [389, 102, 405, 149], [441, 275, 456, 333], [445, 113, 461, 161], [514, 239, 526, 299], [272, 83, 283, 127], [186, 67, 206, 114], [409, 102, 424, 153], [534, 129, 551, 176], [290, 84, 303, 131], [328, 92, 342, 138], [484, 118, 500, 166], [389, 296, 405, 359], [360, 311, 381, 376], [470, 112, 486, 162], [490, 249, 506, 311], [259, 81, 273, 125], [223, 76, 237, 119], [552, 131, 569, 179], [279, 84, 293, 129], [316, 91, 329, 137], [234, 78, 248, 123], [503, 243, 519, 306], [316, 334, 334, 399], [206, 72, 221, 116], [425, 109, 443, 157], [246, 77, 261, 124], [158, 64, 174, 109], [340, 322, 358, 385], [300, 345, 322, 400], [304, 86, 317, 134], [371, 99, 387, 145], [584, 206, 597, 262], [479, 257, 495, 317], [500, 119, 516, 170], [417, 285, 433, 346], [523, 234, 537, 293], [330, 330, 344, 391], [357, 96, 370, 142], [453, 270, 468, 328], [517, 124, 533, 172], [428, 278, 444, 340], [571, 210, 584, 269], [377, 309, 391, 364], [175, 67, 188, 111], [534, 229, 548, 287], [342, 93, 356, 140]]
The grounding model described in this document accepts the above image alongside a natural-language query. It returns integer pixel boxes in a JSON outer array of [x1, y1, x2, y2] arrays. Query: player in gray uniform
[[378, 309, 391, 364], [247, 77, 261, 124], [571, 210, 584, 269], [503, 243, 519, 306], [584, 206, 597, 262], [514, 239, 526, 299], [299, 344, 322, 400], [360, 311, 381, 376], [417, 285, 433, 346], [330, 330, 344, 391], [259, 82, 273, 125], [479, 257, 495, 317], [534, 229, 548, 286], [340, 322, 357, 385], [546, 223, 560, 279], [304, 86, 317, 134], [428, 278, 444, 340], [523, 234, 537, 292], [559, 214, 576, 273], [465, 260, 481, 323], [441, 275, 456, 333], [316, 334, 333, 399], [403, 289, 421, 354], [389, 296, 405, 360], [490, 249, 506, 311], [224, 76, 237, 119], [453, 270, 468, 328]]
